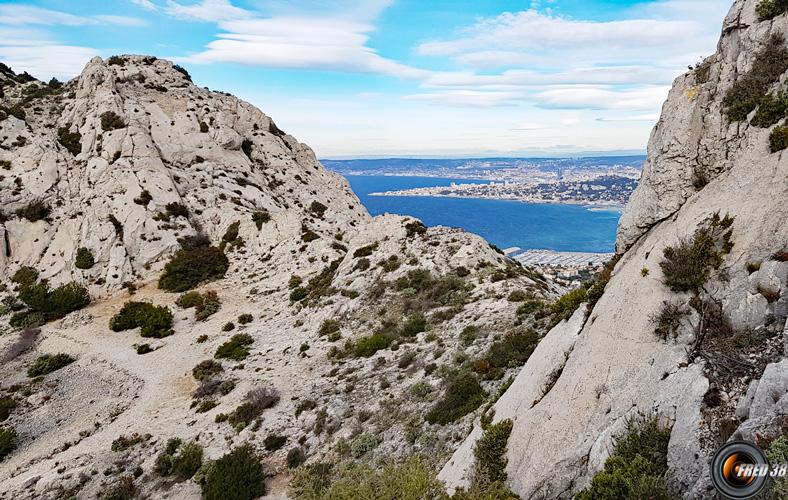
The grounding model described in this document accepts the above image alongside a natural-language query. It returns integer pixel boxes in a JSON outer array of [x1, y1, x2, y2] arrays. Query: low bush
[[426, 371, 486, 425], [576, 415, 672, 500], [15, 200, 51, 222], [400, 314, 427, 337], [27, 353, 75, 377], [252, 210, 270, 229], [295, 399, 317, 417], [14, 277, 90, 326], [476, 329, 539, 379], [770, 126, 788, 153], [238, 313, 253, 325], [156, 439, 203, 479], [353, 243, 378, 258], [0, 397, 16, 421], [110, 301, 174, 338], [660, 213, 734, 293], [57, 125, 81, 155], [100, 476, 136, 500], [473, 419, 514, 486], [0, 426, 17, 461], [263, 434, 287, 451], [756, 0, 788, 20], [651, 302, 687, 340], [200, 445, 266, 500], [177, 290, 221, 320], [353, 332, 392, 357], [309, 201, 328, 218], [158, 246, 229, 292], [287, 447, 307, 469], [228, 388, 280, 428], [111, 432, 148, 452], [74, 247, 95, 269], [100, 111, 125, 131], [165, 202, 189, 218], [507, 290, 528, 302], [193, 359, 223, 381], [723, 34, 788, 122], [290, 456, 444, 499], [215, 333, 253, 360], [751, 90, 788, 127], [318, 319, 340, 336], [133, 189, 152, 206], [767, 436, 788, 497]]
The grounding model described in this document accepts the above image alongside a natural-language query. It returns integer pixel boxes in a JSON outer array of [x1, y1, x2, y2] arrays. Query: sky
[[0, 0, 733, 158]]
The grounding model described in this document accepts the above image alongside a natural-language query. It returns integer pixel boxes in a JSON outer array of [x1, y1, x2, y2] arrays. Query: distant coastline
[[367, 189, 627, 211]]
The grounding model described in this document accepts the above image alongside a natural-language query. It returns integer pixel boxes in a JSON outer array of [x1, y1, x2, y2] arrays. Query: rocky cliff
[[440, 0, 788, 497], [0, 55, 564, 499]]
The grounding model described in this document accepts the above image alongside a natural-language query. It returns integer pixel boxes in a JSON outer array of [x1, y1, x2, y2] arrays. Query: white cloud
[[534, 86, 670, 110], [131, 0, 159, 11], [165, 0, 248, 22], [180, 16, 429, 78], [403, 90, 521, 107], [94, 15, 148, 27], [596, 114, 661, 122], [0, 40, 98, 80], [0, 4, 146, 27]]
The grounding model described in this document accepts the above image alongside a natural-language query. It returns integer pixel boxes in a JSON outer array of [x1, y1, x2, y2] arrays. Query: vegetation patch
[[471, 419, 515, 492], [176, 290, 221, 320], [57, 125, 81, 155], [576, 415, 672, 500], [158, 245, 229, 292], [426, 371, 487, 425], [473, 329, 540, 380], [75, 247, 95, 269], [723, 34, 788, 122], [0, 427, 17, 462], [660, 213, 734, 293], [155, 439, 203, 479], [110, 301, 174, 338], [756, 0, 788, 21], [769, 126, 788, 153], [199, 445, 266, 500], [651, 301, 688, 340], [251, 210, 270, 229], [27, 353, 75, 377], [193, 359, 223, 381], [289, 259, 342, 305], [15, 200, 51, 222], [100, 111, 125, 131], [215, 333, 254, 361], [11, 269, 90, 327]]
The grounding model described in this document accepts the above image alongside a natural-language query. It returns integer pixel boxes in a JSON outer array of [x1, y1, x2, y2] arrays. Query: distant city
[[324, 156, 645, 208]]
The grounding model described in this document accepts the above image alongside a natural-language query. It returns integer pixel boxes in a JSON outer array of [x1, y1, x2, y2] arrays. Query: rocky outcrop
[[0, 56, 562, 498], [441, 0, 788, 497]]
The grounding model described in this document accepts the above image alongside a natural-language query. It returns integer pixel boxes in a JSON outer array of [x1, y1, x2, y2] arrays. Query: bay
[[343, 175, 621, 253]]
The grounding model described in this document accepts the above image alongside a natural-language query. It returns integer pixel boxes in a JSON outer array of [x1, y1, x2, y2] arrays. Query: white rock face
[[441, 0, 788, 497], [0, 56, 563, 498]]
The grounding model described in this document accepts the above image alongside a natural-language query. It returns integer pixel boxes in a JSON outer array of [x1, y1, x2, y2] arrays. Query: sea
[[343, 175, 622, 254]]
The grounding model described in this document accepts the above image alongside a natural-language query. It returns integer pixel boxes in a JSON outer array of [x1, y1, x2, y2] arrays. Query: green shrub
[[473, 419, 513, 486], [478, 329, 539, 378], [170, 442, 203, 479], [165, 202, 189, 218], [550, 286, 588, 324], [309, 201, 328, 217], [287, 447, 307, 469], [660, 213, 734, 292], [751, 90, 788, 127], [223, 321, 235, 332], [201, 445, 266, 500], [252, 210, 270, 229], [158, 246, 229, 292], [349, 434, 381, 458], [767, 436, 788, 497], [100, 476, 136, 500], [107, 55, 126, 66], [215, 333, 253, 360], [177, 290, 221, 320], [12, 266, 38, 286], [14, 279, 90, 326], [756, 0, 788, 20], [110, 301, 174, 338], [651, 302, 687, 340], [0, 397, 16, 421], [318, 319, 340, 336], [193, 359, 223, 380], [100, 111, 125, 131], [57, 125, 81, 155], [0, 426, 16, 461], [426, 371, 486, 425], [400, 314, 427, 337], [724, 34, 788, 122], [111, 432, 148, 452], [295, 399, 317, 417], [291, 456, 446, 499], [353, 243, 377, 258], [15, 200, 51, 222], [75, 247, 95, 269], [27, 353, 75, 377], [507, 290, 528, 302], [576, 415, 672, 500], [238, 313, 253, 325], [136, 344, 152, 355], [227, 388, 280, 428], [353, 332, 392, 357], [263, 434, 287, 451], [517, 299, 544, 316], [770, 126, 788, 152]]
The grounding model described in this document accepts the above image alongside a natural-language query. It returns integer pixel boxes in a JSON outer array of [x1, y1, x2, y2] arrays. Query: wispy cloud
[[130, 0, 159, 11], [165, 0, 247, 21], [0, 4, 146, 27]]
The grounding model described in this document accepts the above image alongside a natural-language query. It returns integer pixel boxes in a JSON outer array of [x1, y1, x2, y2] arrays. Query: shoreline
[[367, 191, 626, 211]]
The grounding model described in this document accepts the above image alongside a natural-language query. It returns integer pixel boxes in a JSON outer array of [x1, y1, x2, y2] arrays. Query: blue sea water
[[343, 175, 621, 253]]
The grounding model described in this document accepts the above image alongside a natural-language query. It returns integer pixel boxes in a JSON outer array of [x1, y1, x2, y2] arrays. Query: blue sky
[[0, 0, 732, 157]]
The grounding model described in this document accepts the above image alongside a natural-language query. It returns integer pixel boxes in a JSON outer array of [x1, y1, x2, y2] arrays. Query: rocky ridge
[[0, 55, 562, 498]]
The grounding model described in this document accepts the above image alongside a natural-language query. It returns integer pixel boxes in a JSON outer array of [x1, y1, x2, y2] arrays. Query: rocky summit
[[0, 0, 787, 498]]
